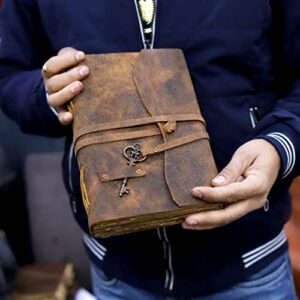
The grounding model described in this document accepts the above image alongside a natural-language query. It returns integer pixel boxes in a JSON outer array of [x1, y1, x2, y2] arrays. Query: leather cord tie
[[73, 114, 205, 145], [141, 131, 209, 156], [163, 121, 177, 134]]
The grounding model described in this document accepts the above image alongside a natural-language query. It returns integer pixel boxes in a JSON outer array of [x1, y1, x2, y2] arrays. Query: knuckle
[[49, 90, 69, 107], [220, 158, 245, 180], [61, 72, 75, 84], [45, 57, 57, 73], [68, 83, 83, 97], [61, 88, 74, 102], [220, 167, 234, 178], [66, 51, 78, 61], [46, 78, 56, 94], [235, 148, 248, 159], [58, 47, 76, 55], [67, 50, 82, 63], [234, 150, 249, 166], [47, 94, 59, 107], [224, 190, 235, 203]]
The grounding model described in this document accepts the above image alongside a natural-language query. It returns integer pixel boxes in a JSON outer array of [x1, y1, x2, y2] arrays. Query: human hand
[[183, 139, 281, 230], [42, 47, 89, 125]]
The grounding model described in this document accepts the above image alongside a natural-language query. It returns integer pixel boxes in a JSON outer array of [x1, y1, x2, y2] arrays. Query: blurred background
[[0, 109, 91, 299]]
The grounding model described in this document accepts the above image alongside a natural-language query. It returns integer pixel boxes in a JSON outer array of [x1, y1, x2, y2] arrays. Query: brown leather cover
[[72, 49, 223, 238]]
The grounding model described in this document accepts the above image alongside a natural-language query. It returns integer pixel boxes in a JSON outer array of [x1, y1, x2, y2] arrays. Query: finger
[[58, 47, 77, 56], [192, 174, 265, 203], [47, 81, 83, 108], [183, 196, 265, 230], [57, 109, 74, 126], [212, 148, 256, 187], [46, 65, 89, 94], [42, 50, 85, 78]]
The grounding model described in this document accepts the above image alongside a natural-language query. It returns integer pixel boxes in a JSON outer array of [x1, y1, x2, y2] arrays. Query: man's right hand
[[42, 47, 90, 125]]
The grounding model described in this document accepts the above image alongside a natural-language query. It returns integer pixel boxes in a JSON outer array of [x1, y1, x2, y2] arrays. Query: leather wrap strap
[[73, 114, 205, 145], [141, 132, 209, 156], [75, 128, 161, 155], [75, 129, 209, 157]]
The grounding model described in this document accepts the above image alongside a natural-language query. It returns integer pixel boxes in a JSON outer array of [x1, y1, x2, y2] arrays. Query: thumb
[[212, 149, 252, 187]]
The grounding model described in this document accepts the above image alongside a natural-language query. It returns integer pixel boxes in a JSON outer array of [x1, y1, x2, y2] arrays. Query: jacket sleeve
[[253, 0, 300, 179], [0, 0, 69, 137]]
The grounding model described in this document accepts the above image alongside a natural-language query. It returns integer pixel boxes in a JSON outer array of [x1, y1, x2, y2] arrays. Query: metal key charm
[[119, 144, 146, 197], [123, 143, 146, 166], [119, 178, 129, 197]]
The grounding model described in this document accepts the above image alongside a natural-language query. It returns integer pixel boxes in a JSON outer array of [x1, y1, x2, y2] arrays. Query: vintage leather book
[[71, 49, 223, 238]]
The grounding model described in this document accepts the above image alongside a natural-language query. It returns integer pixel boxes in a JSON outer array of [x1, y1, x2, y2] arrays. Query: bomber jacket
[[1, 0, 300, 297]]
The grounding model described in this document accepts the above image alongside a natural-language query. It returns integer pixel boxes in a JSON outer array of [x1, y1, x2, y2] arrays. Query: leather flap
[[133, 49, 202, 116], [133, 49, 217, 207]]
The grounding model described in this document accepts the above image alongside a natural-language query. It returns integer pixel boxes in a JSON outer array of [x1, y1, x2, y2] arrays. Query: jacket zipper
[[249, 107, 269, 212], [134, 0, 157, 49], [249, 107, 260, 129], [134, 1, 175, 291], [157, 228, 175, 291]]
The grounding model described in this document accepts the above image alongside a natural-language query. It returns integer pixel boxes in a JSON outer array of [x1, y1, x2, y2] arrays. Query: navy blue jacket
[[1, 0, 300, 297]]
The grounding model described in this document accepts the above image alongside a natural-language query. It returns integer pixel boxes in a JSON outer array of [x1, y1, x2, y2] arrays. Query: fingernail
[[79, 66, 89, 77], [75, 51, 85, 61], [182, 223, 194, 230], [186, 218, 198, 225], [70, 82, 82, 93], [212, 176, 226, 184], [192, 188, 202, 198], [63, 114, 72, 123]]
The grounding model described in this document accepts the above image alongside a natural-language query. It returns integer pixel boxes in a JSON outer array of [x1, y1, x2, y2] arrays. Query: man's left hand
[[183, 139, 281, 230]]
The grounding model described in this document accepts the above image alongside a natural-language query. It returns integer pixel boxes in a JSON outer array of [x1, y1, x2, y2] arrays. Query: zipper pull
[[264, 199, 270, 212], [136, 0, 156, 49], [249, 107, 260, 128]]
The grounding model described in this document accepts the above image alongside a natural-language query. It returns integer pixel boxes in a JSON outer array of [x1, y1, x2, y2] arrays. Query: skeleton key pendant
[[119, 178, 129, 197], [119, 144, 146, 197]]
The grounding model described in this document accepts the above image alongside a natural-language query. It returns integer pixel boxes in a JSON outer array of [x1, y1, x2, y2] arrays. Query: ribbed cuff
[[254, 124, 298, 179]]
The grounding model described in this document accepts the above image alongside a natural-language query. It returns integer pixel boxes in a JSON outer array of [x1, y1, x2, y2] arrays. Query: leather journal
[[71, 49, 223, 237]]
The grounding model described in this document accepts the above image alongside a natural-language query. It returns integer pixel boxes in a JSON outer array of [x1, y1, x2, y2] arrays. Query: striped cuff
[[242, 230, 287, 269], [83, 234, 107, 261], [266, 132, 296, 179]]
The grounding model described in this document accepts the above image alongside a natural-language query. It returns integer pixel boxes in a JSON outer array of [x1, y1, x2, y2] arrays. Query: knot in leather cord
[[163, 121, 177, 134]]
